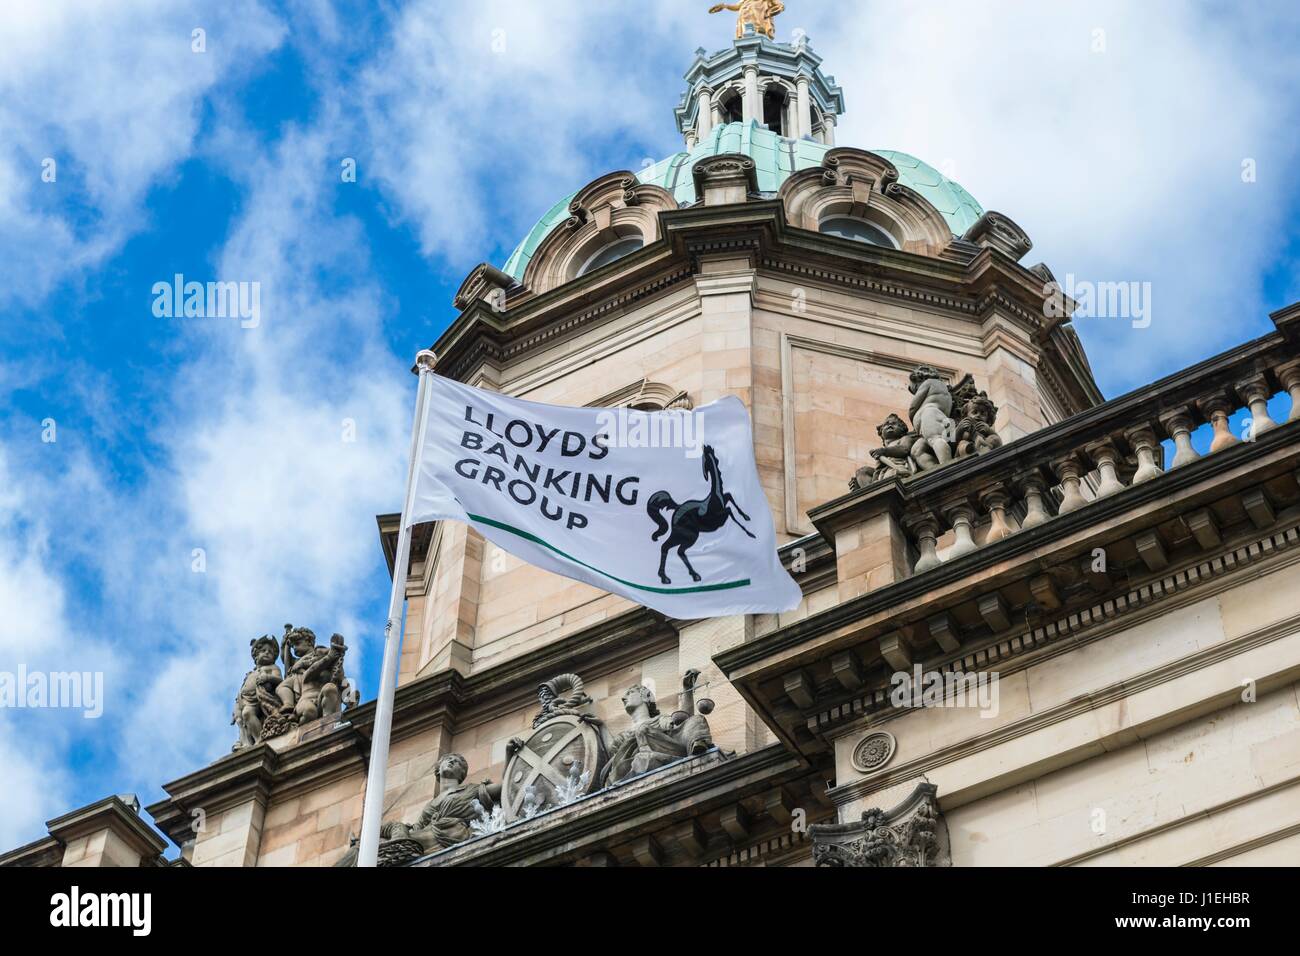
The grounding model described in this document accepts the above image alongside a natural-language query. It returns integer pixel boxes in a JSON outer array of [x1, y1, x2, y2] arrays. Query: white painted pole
[[357, 349, 439, 867]]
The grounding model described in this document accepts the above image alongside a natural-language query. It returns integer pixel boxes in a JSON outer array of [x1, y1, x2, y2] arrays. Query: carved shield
[[501, 714, 604, 821]]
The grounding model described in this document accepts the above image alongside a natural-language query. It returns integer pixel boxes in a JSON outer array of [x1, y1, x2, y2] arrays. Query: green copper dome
[[501, 122, 984, 282]]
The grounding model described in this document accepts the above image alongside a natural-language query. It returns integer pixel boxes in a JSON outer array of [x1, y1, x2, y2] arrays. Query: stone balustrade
[[909, 343, 1296, 575], [827, 334, 1299, 581]]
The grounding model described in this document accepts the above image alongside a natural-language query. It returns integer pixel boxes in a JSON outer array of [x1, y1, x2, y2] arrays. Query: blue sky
[[1, 0, 1298, 850]]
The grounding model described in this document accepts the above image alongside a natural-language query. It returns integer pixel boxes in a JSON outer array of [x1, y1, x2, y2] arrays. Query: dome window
[[819, 216, 898, 248], [718, 90, 744, 126], [577, 236, 644, 276], [762, 88, 788, 136]]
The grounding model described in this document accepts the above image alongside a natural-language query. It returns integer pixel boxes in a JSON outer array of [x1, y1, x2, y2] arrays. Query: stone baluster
[[1085, 440, 1126, 498], [978, 484, 1017, 544], [905, 512, 942, 575], [1198, 394, 1240, 453], [1237, 375, 1278, 438], [1016, 472, 1052, 529], [940, 496, 979, 560], [1159, 407, 1201, 468], [1051, 454, 1088, 514], [1276, 360, 1300, 422], [1124, 425, 1163, 484]]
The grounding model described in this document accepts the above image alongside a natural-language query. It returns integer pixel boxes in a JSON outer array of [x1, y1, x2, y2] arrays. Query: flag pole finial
[[415, 349, 438, 373]]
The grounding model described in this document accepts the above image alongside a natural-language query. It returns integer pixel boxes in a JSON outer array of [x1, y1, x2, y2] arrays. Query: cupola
[[673, 31, 845, 147]]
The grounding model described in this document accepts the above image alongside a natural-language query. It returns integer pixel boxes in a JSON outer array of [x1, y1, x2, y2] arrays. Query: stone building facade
[[5, 24, 1300, 869]]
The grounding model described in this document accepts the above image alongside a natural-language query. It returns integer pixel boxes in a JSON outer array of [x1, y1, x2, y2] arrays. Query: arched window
[[577, 236, 644, 276], [719, 90, 744, 125], [762, 87, 788, 136], [819, 216, 898, 248]]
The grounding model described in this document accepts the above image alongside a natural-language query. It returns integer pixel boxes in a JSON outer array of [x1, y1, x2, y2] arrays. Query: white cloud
[[108, 117, 411, 778], [355, 0, 703, 267], [0, 453, 68, 659], [0, 0, 284, 307], [0, 727, 70, 852], [791, 1, 1300, 389], [0, 444, 98, 848]]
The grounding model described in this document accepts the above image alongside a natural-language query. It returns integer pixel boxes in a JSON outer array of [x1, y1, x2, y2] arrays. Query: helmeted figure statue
[[335, 753, 504, 867], [600, 670, 714, 786], [231, 635, 282, 751]]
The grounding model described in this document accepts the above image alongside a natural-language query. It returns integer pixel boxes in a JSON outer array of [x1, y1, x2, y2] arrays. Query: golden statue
[[709, 0, 785, 40]]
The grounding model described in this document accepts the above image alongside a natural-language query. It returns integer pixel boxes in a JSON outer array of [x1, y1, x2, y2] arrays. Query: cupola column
[[696, 87, 714, 140], [823, 112, 836, 145], [795, 75, 812, 139], [743, 65, 760, 124]]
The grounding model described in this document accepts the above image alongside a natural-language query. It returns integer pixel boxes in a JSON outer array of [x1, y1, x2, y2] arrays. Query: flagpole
[[358, 348, 439, 867]]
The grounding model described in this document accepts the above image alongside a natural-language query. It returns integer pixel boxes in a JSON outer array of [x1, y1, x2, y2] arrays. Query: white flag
[[407, 375, 801, 618]]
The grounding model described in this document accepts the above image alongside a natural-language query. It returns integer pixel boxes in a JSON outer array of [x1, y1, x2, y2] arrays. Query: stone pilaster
[[419, 520, 480, 677], [693, 253, 757, 407]]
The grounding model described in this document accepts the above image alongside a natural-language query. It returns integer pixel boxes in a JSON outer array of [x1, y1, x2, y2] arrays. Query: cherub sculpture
[[850, 367, 1003, 489], [708, 0, 785, 40], [231, 636, 282, 751], [907, 365, 956, 468], [955, 392, 1003, 458], [273, 624, 347, 727]]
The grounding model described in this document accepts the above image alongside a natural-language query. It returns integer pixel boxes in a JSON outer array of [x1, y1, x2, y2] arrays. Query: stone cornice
[[433, 202, 1100, 410], [147, 746, 278, 848], [410, 743, 817, 867], [719, 410, 1299, 680], [48, 795, 168, 860], [0, 834, 64, 868]]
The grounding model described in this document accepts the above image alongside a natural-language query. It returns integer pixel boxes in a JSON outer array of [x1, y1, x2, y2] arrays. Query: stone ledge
[[407, 744, 808, 867]]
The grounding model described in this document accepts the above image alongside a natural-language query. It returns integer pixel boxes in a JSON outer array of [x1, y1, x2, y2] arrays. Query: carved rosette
[[810, 782, 950, 868], [850, 732, 896, 773]]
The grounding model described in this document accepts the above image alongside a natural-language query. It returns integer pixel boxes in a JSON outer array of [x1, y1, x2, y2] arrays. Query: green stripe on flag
[[467, 513, 751, 595]]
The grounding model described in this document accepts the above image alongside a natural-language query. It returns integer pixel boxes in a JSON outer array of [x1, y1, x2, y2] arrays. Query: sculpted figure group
[[339, 670, 715, 866], [232, 624, 353, 750], [851, 366, 1003, 491]]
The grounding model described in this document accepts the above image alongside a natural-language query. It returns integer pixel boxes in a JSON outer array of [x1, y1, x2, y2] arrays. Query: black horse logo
[[646, 444, 755, 584]]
